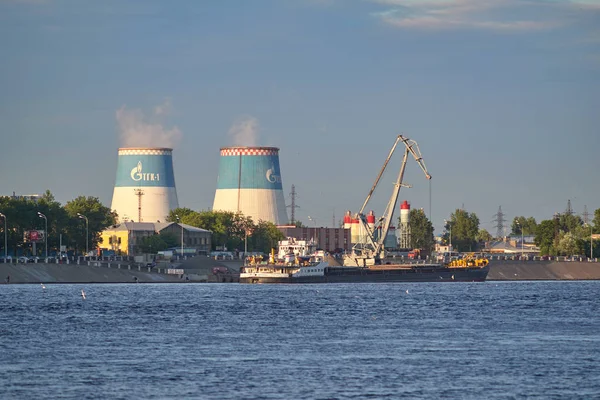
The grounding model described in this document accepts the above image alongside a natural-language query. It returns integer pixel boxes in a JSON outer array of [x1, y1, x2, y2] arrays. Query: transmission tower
[[492, 206, 506, 239], [583, 205, 590, 224], [287, 184, 300, 225], [565, 199, 573, 216]]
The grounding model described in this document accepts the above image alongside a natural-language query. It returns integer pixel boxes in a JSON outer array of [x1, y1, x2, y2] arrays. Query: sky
[[1, 0, 599, 236]]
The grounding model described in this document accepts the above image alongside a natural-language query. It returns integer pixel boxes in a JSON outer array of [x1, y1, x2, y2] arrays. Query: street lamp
[[444, 219, 452, 252], [516, 221, 524, 259], [77, 213, 89, 255], [37, 212, 48, 258], [176, 214, 183, 259], [0, 213, 7, 261], [308, 216, 317, 246], [585, 223, 593, 260]]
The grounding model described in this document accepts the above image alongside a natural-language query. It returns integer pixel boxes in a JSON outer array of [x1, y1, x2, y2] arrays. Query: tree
[[138, 235, 168, 254], [64, 196, 117, 253], [446, 209, 480, 252], [477, 229, 493, 243], [511, 216, 537, 235], [557, 232, 582, 256], [248, 221, 285, 253], [166, 208, 196, 223], [178, 210, 252, 251], [406, 208, 434, 251], [593, 208, 600, 234], [535, 219, 558, 256], [557, 213, 582, 233], [138, 231, 180, 253]]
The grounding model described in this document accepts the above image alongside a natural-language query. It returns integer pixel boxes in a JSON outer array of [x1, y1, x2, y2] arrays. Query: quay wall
[[0, 262, 184, 284], [488, 261, 600, 281], [2, 260, 599, 284]]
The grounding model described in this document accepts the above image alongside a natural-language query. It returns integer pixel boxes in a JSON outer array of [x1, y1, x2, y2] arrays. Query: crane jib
[[350, 133, 432, 265]]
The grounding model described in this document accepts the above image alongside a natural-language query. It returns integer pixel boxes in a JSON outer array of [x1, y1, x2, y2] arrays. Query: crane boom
[[374, 136, 431, 257], [359, 136, 402, 215], [344, 134, 431, 266]]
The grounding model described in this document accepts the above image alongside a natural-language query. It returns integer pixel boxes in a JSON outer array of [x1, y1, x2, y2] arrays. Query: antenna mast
[[134, 189, 144, 222]]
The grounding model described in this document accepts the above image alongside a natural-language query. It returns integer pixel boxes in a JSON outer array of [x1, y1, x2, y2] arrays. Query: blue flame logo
[[266, 164, 281, 184], [130, 161, 160, 182]]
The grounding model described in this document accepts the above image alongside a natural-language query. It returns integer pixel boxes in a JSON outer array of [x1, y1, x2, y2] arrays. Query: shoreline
[[1, 259, 599, 284]]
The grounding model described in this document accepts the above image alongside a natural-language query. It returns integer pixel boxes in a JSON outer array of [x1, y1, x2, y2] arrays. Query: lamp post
[[444, 219, 452, 252], [586, 223, 593, 260], [515, 221, 524, 259], [308, 216, 317, 247], [37, 212, 48, 258], [0, 213, 6, 261], [77, 213, 89, 255], [176, 214, 183, 259]]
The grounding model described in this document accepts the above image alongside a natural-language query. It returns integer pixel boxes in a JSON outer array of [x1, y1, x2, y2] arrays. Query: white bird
[[81, 290, 86, 300], [451, 275, 455, 280], [405, 289, 409, 294], [40, 283, 46, 289]]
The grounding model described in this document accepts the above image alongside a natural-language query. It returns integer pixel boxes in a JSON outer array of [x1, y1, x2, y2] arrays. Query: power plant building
[[212, 147, 288, 225], [110, 148, 179, 223]]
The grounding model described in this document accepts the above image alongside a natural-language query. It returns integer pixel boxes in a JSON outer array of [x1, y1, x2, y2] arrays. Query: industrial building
[[100, 222, 211, 256], [343, 210, 399, 250], [276, 226, 351, 253], [212, 146, 288, 225], [110, 148, 179, 223], [1, 192, 41, 202]]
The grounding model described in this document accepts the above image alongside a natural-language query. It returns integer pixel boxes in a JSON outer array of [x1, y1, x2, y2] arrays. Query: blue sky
[[1, 0, 599, 235]]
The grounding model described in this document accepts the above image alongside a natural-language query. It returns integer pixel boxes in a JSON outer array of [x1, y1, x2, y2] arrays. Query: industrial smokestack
[[111, 147, 178, 223], [212, 146, 288, 225]]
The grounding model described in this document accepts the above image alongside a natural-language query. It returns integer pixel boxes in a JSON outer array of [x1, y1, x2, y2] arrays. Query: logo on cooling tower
[[130, 161, 160, 182], [266, 164, 281, 184]]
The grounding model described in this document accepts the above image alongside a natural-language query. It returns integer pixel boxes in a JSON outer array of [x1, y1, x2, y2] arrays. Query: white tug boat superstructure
[[240, 237, 329, 284]]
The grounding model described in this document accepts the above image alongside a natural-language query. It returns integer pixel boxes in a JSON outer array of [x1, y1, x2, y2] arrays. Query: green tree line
[[165, 208, 284, 254], [0, 191, 116, 257]]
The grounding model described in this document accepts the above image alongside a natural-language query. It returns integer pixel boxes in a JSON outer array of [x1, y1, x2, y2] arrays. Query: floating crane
[[344, 135, 431, 267]]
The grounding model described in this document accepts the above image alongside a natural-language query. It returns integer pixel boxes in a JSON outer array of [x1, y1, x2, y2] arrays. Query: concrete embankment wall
[[488, 261, 600, 281], [0, 263, 184, 284]]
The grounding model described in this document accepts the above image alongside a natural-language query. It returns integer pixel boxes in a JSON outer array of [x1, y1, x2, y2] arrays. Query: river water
[[1, 282, 599, 399]]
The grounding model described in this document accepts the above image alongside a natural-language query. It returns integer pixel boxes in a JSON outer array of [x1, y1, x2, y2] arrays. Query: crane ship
[[240, 134, 490, 284]]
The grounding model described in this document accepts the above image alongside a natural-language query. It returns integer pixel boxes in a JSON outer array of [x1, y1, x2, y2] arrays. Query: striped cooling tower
[[212, 147, 288, 225], [110, 148, 179, 223]]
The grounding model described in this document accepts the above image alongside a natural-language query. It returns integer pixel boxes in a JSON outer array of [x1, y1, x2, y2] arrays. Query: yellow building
[[100, 222, 211, 256]]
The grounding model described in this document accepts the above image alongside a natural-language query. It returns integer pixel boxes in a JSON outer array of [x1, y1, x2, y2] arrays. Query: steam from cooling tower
[[116, 98, 182, 148], [228, 115, 260, 147]]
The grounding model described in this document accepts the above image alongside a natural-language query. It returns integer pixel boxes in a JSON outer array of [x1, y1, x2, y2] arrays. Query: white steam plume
[[116, 99, 181, 148], [228, 115, 259, 147]]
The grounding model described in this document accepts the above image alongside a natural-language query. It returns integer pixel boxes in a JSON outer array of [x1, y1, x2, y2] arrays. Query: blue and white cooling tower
[[110, 148, 179, 223], [212, 146, 289, 225]]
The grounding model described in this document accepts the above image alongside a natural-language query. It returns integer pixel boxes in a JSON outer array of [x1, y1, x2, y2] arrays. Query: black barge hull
[[240, 265, 489, 284]]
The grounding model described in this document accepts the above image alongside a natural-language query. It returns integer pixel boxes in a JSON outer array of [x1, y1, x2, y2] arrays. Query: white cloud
[[370, 0, 588, 32]]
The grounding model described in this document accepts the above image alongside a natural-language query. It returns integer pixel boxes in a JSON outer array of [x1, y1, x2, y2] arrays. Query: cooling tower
[[111, 148, 178, 223], [213, 147, 288, 225]]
